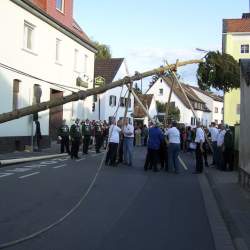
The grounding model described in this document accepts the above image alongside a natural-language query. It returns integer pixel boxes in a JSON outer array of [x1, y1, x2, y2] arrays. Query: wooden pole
[[0, 59, 202, 124], [165, 61, 213, 152]]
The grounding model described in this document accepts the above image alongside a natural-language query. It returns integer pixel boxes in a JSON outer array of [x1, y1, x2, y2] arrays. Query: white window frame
[[159, 88, 163, 96], [74, 49, 79, 72], [55, 38, 62, 64], [56, 0, 65, 13], [83, 54, 88, 73], [23, 21, 36, 53], [214, 107, 218, 113], [109, 95, 116, 107], [241, 44, 249, 54]]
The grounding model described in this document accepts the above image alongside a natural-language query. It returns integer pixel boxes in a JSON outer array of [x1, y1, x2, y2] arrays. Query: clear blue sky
[[74, 0, 249, 88]]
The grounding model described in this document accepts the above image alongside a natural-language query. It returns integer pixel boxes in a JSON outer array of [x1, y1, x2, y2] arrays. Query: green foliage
[[156, 101, 180, 122], [92, 41, 112, 59], [197, 51, 240, 92]]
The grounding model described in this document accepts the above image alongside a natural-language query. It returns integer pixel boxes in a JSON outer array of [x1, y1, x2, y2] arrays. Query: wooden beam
[[0, 59, 202, 124]]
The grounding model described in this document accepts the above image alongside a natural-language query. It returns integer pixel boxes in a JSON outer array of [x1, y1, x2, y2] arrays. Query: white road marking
[[53, 157, 70, 162], [40, 160, 58, 165], [19, 172, 40, 179], [76, 158, 86, 162], [6, 168, 31, 173], [178, 156, 188, 171], [53, 164, 67, 169], [0, 172, 14, 178]]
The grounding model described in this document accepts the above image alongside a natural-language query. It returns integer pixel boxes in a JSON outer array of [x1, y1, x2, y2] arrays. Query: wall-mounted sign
[[76, 77, 88, 88], [95, 76, 105, 87]]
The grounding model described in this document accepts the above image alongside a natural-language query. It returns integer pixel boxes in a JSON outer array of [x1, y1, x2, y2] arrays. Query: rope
[[0, 82, 129, 249]]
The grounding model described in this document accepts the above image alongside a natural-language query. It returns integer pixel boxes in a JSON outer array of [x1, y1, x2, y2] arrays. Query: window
[[221, 108, 224, 114], [13, 79, 21, 110], [109, 95, 116, 107], [236, 104, 240, 115], [93, 95, 97, 102], [56, 0, 64, 12], [159, 88, 163, 96], [125, 98, 131, 108], [214, 107, 218, 113], [120, 97, 125, 107], [83, 54, 88, 73], [241, 44, 249, 54], [74, 49, 79, 72], [24, 21, 35, 51], [215, 119, 218, 124], [56, 38, 61, 63]]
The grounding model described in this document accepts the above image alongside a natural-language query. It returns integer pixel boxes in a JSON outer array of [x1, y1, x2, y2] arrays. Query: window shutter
[[114, 96, 117, 106], [109, 96, 112, 106]]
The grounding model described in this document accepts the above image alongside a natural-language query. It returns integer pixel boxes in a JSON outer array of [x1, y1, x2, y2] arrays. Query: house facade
[[191, 87, 224, 125], [0, 0, 96, 152], [223, 13, 250, 126], [93, 58, 134, 123], [146, 77, 211, 126]]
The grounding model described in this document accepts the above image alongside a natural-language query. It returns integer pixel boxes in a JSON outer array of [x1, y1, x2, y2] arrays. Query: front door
[[49, 89, 63, 141]]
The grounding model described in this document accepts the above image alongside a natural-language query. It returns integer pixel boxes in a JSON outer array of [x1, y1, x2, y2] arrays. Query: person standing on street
[[105, 119, 121, 166], [144, 121, 164, 172], [123, 118, 134, 166], [94, 121, 102, 153], [58, 119, 70, 154], [166, 121, 181, 174], [70, 118, 81, 159], [82, 119, 91, 154], [34, 119, 42, 152], [194, 122, 205, 174], [217, 124, 227, 170], [209, 122, 219, 166], [224, 125, 234, 171]]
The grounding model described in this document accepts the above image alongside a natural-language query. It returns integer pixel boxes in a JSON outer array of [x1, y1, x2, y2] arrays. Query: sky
[[73, 0, 249, 91]]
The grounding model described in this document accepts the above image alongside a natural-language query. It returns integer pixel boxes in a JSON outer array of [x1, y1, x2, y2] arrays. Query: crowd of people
[[57, 117, 234, 173]]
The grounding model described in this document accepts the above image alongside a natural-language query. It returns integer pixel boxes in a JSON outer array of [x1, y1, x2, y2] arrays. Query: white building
[[190, 86, 224, 125], [0, 0, 96, 152], [93, 58, 134, 123], [147, 77, 211, 126]]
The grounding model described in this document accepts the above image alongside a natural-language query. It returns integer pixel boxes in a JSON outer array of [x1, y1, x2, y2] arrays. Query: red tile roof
[[134, 94, 154, 118], [94, 58, 124, 84], [223, 18, 250, 33], [25, 0, 95, 49]]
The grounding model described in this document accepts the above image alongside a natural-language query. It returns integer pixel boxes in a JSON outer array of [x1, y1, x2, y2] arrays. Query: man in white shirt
[[166, 121, 181, 173], [105, 119, 121, 166], [123, 118, 134, 166], [194, 122, 205, 174], [217, 124, 226, 170], [209, 122, 219, 166]]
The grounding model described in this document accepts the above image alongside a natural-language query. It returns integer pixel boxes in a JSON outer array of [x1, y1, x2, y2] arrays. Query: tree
[[197, 51, 240, 92], [156, 101, 180, 122], [92, 41, 112, 59]]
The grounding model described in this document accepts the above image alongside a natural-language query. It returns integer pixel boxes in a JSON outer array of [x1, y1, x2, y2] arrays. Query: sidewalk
[[206, 167, 250, 250], [0, 142, 61, 160]]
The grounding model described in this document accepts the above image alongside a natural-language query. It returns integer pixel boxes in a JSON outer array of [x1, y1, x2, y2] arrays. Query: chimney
[[242, 13, 250, 19]]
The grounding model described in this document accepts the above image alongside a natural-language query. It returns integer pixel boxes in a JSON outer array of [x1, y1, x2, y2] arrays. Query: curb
[[205, 171, 249, 250], [0, 153, 68, 167], [198, 173, 236, 250]]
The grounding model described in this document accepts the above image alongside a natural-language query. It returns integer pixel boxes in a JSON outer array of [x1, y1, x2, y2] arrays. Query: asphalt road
[[0, 147, 216, 250]]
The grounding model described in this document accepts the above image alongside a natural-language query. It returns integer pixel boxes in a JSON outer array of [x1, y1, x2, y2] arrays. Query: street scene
[[1, 0, 250, 250]]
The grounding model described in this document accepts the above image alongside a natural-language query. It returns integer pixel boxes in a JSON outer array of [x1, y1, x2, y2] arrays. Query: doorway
[[49, 89, 63, 141]]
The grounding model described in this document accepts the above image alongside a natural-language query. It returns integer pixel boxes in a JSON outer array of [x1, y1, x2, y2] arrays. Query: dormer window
[[56, 0, 64, 13]]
